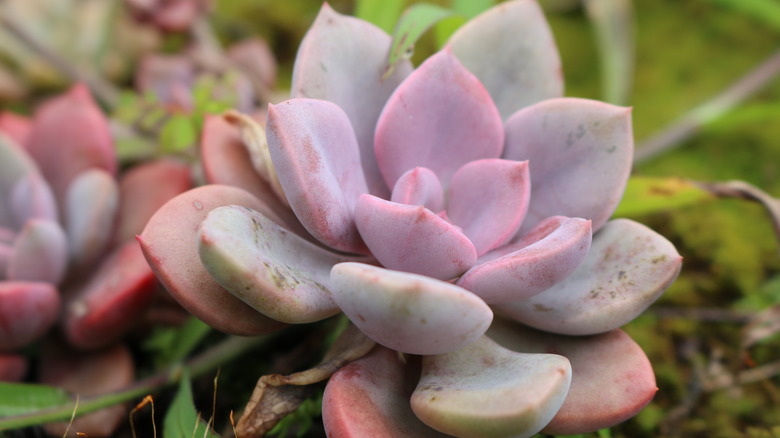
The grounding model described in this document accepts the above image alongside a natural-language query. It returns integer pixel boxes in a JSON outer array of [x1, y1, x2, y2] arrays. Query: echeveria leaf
[[497, 219, 682, 335], [0, 281, 60, 351], [375, 49, 504, 189], [0, 354, 27, 382], [64, 169, 119, 269], [390, 167, 445, 212], [411, 335, 571, 438], [323, 347, 449, 437], [138, 185, 287, 335], [488, 319, 657, 435], [266, 99, 369, 254], [199, 205, 353, 324], [0, 134, 37, 229], [448, 0, 563, 119], [6, 219, 67, 284], [504, 98, 633, 233], [330, 262, 492, 355], [292, 3, 412, 197]]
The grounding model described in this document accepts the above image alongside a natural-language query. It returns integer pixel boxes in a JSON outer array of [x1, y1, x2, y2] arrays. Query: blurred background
[[2, 0, 780, 437]]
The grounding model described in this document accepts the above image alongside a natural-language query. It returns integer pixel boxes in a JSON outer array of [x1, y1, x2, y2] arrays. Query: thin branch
[[635, 48, 780, 164], [0, 11, 121, 109]]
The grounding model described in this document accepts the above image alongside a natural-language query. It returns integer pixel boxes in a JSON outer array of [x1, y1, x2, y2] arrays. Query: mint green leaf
[[613, 176, 711, 217], [163, 369, 219, 438], [355, 0, 405, 33], [387, 3, 454, 75], [160, 114, 198, 153], [0, 383, 70, 416]]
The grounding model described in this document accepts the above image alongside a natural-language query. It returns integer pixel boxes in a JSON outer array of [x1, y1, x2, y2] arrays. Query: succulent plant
[[140, 1, 682, 436], [0, 84, 192, 434]]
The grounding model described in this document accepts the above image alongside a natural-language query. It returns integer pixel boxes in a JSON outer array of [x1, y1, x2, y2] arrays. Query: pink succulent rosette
[[141, 1, 682, 437], [0, 84, 192, 392]]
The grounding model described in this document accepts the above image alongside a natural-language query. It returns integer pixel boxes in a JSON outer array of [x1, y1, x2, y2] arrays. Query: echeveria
[[141, 1, 682, 436]]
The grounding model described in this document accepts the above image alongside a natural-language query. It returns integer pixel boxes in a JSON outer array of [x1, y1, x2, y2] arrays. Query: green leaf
[[584, 0, 635, 105], [0, 383, 70, 416], [160, 114, 198, 153], [613, 176, 711, 217], [163, 369, 219, 438], [433, 0, 494, 45], [707, 0, 780, 31], [355, 0, 406, 33], [386, 3, 454, 76], [143, 316, 212, 369]]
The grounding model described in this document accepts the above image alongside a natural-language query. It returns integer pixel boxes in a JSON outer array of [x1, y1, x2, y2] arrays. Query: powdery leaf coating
[[40, 339, 133, 437], [323, 347, 450, 438], [0, 354, 27, 382], [374, 49, 504, 189], [138, 185, 286, 335], [266, 99, 369, 254], [503, 98, 633, 233], [447, 159, 530, 256], [412, 335, 571, 438], [9, 172, 58, 227], [292, 3, 413, 197], [64, 241, 157, 350], [199, 205, 355, 324], [6, 219, 67, 284], [0, 281, 60, 351], [497, 219, 682, 335], [0, 134, 37, 229], [113, 159, 192, 244], [488, 319, 657, 435], [330, 262, 492, 355], [457, 216, 591, 303], [390, 167, 445, 212], [25, 84, 117, 204], [448, 0, 563, 120], [355, 194, 477, 280], [64, 169, 119, 269]]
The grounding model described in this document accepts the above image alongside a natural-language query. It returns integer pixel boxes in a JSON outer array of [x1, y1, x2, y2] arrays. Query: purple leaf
[[64, 169, 119, 269], [411, 335, 571, 438], [390, 167, 444, 212], [323, 347, 450, 437], [266, 99, 369, 254], [355, 194, 477, 280], [330, 262, 492, 355], [291, 3, 412, 197], [0, 281, 60, 350], [138, 185, 287, 335], [374, 49, 504, 189], [199, 205, 357, 324], [448, 0, 564, 119], [496, 219, 682, 335], [0, 134, 37, 229], [489, 319, 657, 435], [9, 171, 58, 227], [6, 219, 67, 284], [458, 216, 592, 303], [504, 98, 633, 233], [447, 159, 530, 255]]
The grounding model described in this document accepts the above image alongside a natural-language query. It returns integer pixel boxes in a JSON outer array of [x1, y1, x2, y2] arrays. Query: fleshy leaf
[[323, 346, 450, 438], [6, 219, 67, 284], [113, 159, 192, 244], [411, 335, 571, 438], [488, 319, 657, 435], [448, 0, 563, 120], [292, 3, 413, 197], [136, 54, 195, 109], [266, 99, 369, 254], [0, 354, 27, 382], [200, 115, 306, 237], [503, 98, 633, 233], [64, 169, 119, 269], [330, 262, 492, 355], [457, 216, 592, 303], [0, 112, 32, 147], [138, 185, 287, 335], [199, 205, 352, 324], [355, 194, 477, 280], [374, 49, 504, 189], [0, 134, 37, 229], [25, 84, 117, 204], [390, 167, 445, 212], [9, 171, 58, 227], [496, 219, 682, 335], [0, 282, 60, 351], [64, 241, 157, 349], [447, 159, 530, 255], [39, 340, 133, 437]]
